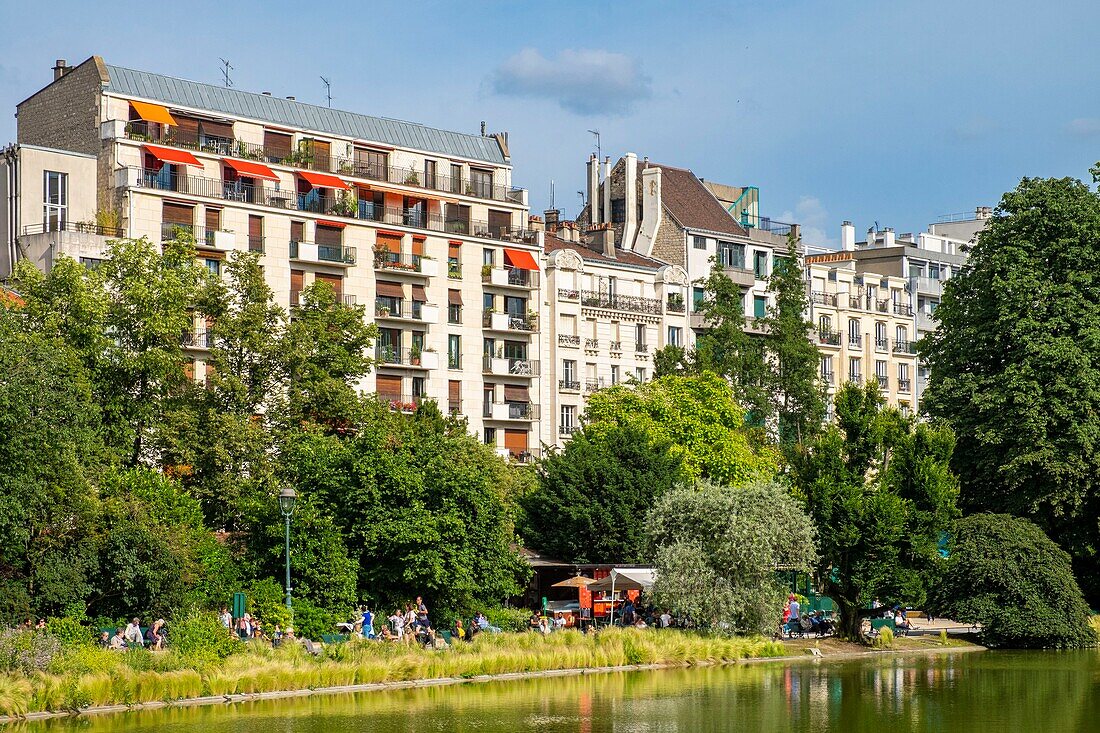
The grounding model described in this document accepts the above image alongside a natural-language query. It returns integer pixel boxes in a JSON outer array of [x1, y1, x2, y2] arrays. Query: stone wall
[[651, 211, 685, 267], [16, 57, 107, 156]]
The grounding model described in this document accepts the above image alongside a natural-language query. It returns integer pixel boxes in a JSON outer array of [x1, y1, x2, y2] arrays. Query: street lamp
[[278, 486, 298, 610]]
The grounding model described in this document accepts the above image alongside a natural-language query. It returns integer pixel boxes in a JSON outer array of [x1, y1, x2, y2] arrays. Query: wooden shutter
[[411, 284, 427, 302], [174, 116, 200, 146], [503, 429, 528, 455], [376, 233, 401, 253], [200, 120, 234, 139], [162, 202, 193, 225], [488, 209, 512, 236], [316, 273, 342, 296], [309, 140, 331, 172], [448, 380, 461, 403], [375, 281, 405, 299], [290, 269, 304, 292], [448, 289, 463, 306], [411, 236, 425, 256], [248, 215, 263, 239], [316, 224, 342, 246], [503, 385, 530, 403], [264, 130, 292, 160], [290, 220, 305, 242], [376, 375, 402, 400], [205, 208, 221, 232]]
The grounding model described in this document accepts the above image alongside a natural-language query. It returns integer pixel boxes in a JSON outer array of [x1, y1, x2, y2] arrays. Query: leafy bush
[[931, 513, 1096, 648], [483, 607, 531, 633], [290, 598, 343, 641], [0, 629, 61, 674], [46, 617, 92, 649], [873, 626, 895, 649], [169, 609, 240, 663], [248, 578, 293, 630]]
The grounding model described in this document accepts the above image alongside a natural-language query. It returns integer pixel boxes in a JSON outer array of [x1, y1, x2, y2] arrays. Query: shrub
[[873, 626, 894, 649], [482, 607, 531, 633], [290, 598, 342, 641], [248, 578, 293, 630], [0, 629, 62, 674], [170, 608, 240, 663], [0, 675, 32, 716], [931, 513, 1096, 649], [46, 617, 92, 649]]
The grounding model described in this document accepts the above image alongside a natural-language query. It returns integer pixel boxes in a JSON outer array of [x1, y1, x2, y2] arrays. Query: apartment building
[[575, 153, 798, 344], [538, 214, 690, 443], [2, 56, 545, 461], [804, 248, 918, 416]]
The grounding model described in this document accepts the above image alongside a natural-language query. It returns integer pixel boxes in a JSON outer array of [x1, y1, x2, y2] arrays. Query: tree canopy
[[921, 173, 1100, 602]]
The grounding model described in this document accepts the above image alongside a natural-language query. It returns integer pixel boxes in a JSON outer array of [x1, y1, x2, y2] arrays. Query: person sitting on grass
[[97, 631, 110, 648], [109, 628, 127, 651], [451, 618, 466, 642], [379, 625, 395, 641], [475, 612, 501, 633], [528, 612, 541, 632], [389, 609, 405, 640]]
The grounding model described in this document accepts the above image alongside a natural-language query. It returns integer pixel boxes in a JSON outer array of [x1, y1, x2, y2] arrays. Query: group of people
[[219, 607, 295, 645], [871, 602, 915, 633], [781, 594, 835, 638], [98, 617, 168, 650], [343, 597, 502, 649]]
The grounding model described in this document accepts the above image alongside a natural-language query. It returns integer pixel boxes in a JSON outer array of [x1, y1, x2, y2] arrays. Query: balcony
[[720, 265, 757, 288], [289, 240, 356, 266], [848, 373, 863, 385], [558, 288, 580, 301], [635, 342, 649, 354], [892, 340, 917, 355], [875, 338, 889, 351], [898, 378, 912, 393], [558, 334, 580, 347], [559, 425, 580, 437], [585, 338, 599, 350], [579, 290, 662, 316], [848, 335, 863, 348], [374, 250, 439, 277], [916, 310, 937, 332], [817, 330, 842, 346], [483, 266, 539, 289], [875, 300, 891, 314], [161, 222, 236, 251], [666, 295, 686, 313], [122, 124, 527, 205], [609, 341, 622, 351], [247, 235, 265, 253], [375, 346, 438, 369], [558, 379, 581, 392], [849, 296, 864, 310], [181, 330, 212, 348], [374, 300, 439, 323], [448, 262, 461, 279], [876, 375, 889, 389], [910, 276, 944, 297], [486, 402, 540, 421], [482, 356, 539, 376], [585, 378, 605, 393], [892, 303, 914, 316], [379, 393, 429, 413], [482, 311, 538, 333], [811, 291, 838, 306], [821, 371, 835, 385]]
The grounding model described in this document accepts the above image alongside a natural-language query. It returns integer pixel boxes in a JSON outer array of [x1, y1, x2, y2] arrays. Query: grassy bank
[[0, 629, 786, 717]]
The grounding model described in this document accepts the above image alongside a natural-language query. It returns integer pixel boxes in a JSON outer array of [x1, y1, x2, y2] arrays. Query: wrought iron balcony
[[558, 334, 580, 347], [892, 339, 917, 354], [558, 379, 581, 391], [579, 290, 662, 315], [817, 330, 842, 346], [811, 291, 838, 306]]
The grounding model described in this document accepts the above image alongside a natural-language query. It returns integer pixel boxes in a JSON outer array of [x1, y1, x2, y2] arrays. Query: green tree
[[646, 480, 816, 634], [280, 280, 376, 433], [921, 173, 1100, 601], [790, 382, 959, 640], [582, 373, 780, 486], [760, 249, 826, 445], [522, 423, 686, 563], [931, 514, 1096, 649]]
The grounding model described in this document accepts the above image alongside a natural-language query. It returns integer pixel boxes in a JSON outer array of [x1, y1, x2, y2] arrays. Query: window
[[928, 263, 941, 280], [693, 235, 707, 250], [204, 258, 221, 276], [818, 315, 831, 333], [895, 325, 908, 344], [483, 427, 496, 446], [79, 256, 104, 270], [898, 363, 910, 381], [718, 241, 745, 268], [635, 367, 646, 383], [357, 149, 388, 180], [43, 171, 67, 231], [820, 356, 833, 383], [248, 215, 264, 252], [848, 357, 861, 382], [848, 318, 861, 346], [875, 360, 888, 388], [693, 287, 706, 312], [470, 168, 493, 198], [450, 163, 463, 194], [483, 386, 495, 417], [908, 261, 925, 278], [753, 295, 767, 319], [610, 365, 620, 385], [753, 251, 769, 278], [635, 324, 646, 350], [424, 160, 437, 188], [448, 335, 461, 369], [448, 298, 462, 324], [483, 338, 496, 357], [667, 326, 682, 347], [560, 405, 576, 429], [563, 359, 577, 383], [483, 248, 495, 266], [483, 292, 494, 312], [412, 376, 425, 398], [446, 203, 471, 235], [448, 242, 461, 279], [875, 321, 887, 349], [610, 199, 626, 223]]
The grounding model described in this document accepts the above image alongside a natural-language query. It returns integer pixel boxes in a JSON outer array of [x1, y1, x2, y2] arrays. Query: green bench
[[321, 633, 350, 644], [869, 618, 896, 636]]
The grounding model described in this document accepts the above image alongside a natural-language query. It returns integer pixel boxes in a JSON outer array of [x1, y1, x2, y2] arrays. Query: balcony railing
[[875, 299, 891, 313], [811, 291, 838, 306], [375, 346, 432, 367], [849, 296, 863, 309], [558, 334, 580, 347], [848, 373, 863, 384], [876, 375, 889, 389], [892, 340, 917, 354], [483, 356, 539, 375], [817, 330, 841, 346], [482, 311, 538, 332], [559, 425, 580, 436], [482, 266, 539, 288], [21, 220, 124, 237], [609, 341, 622, 351], [127, 168, 531, 243], [585, 379, 605, 393], [585, 338, 599, 349], [898, 378, 912, 392], [821, 371, 835, 385], [892, 303, 914, 316], [848, 335, 862, 348], [378, 393, 429, 413], [374, 300, 435, 320], [181, 330, 212, 348], [559, 379, 581, 391], [448, 262, 461, 279], [374, 251, 430, 274], [289, 240, 357, 265], [666, 296, 686, 313], [875, 337, 889, 351], [248, 235, 265, 253], [558, 288, 580, 300], [448, 399, 462, 414], [160, 222, 230, 248], [635, 342, 648, 353], [579, 290, 663, 315], [124, 125, 526, 205]]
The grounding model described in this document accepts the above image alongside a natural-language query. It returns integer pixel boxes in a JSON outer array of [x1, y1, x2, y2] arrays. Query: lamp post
[[277, 487, 298, 610]]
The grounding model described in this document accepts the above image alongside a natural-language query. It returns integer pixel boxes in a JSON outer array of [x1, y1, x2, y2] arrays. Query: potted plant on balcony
[[481, 264, 493, 278], [404, 171, 420, 186], [333, 189, 358, 218], [338, 160, 355, 175], [411, 344, 422, 366], [667, 293, 685, 311]]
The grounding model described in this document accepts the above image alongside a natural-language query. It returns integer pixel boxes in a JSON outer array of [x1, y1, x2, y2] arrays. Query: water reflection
[[14, 650, 1100, 732]]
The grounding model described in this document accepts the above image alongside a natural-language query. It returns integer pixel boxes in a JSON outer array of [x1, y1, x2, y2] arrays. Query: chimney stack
[[286, 96, 295, 101], [586, 154, 600, 224], [544, 209, 560, 228], [52, 59, 67, 81], [883, 227, 896, 248], [622, 152, 639, 251], [590, 223, 616, 259], [262, 91, 272, 96], [976, 205, 992, 219], [841, 221, 855, 251], [480, 121, 486, 135], [601, 157, 612, 233]]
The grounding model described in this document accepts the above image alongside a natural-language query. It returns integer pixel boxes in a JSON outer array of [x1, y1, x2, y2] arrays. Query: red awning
[[504, 248, 539, 271], [144, 144, 203, 168], [223, 158, 279, 181], [298, 170, 351, 190], [317, 220, 347, 229]]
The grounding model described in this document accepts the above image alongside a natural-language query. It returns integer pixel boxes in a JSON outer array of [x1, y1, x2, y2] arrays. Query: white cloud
[[1066, 118, 1100, 137], [490, 48, 651, 116], [779, 196, 836, 248]]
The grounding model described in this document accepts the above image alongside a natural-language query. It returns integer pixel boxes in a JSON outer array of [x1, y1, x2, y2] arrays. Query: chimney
[[262, 91, 272, 96], [635, 166, 662, 257], [480, 121, 486, 135], [586, 154, 600, 224], [590, 223, 615, 259], [544, 209, 560, 228], [52, 59, 67, 81], [622, 152, 638, 251], [527, 215, 544, 233], [883, 227, 896, 248], [601, 157, 612, 234], [976, 206, 992, 219], [286, 96, 295, 101], [841, 221, 855, 251]]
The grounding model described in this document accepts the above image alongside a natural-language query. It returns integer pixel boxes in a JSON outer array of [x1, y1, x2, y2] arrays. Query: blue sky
[[1, 0, 1097, 245]]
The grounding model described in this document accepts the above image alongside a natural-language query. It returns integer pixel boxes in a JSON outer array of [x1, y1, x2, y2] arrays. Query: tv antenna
[[587, 129, 601, 161], [218, 58, 233, 88], [577, 190, 586, 211], [320, 76, 333, 108]]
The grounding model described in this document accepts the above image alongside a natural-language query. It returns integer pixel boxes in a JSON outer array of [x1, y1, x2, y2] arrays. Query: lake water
[[19, 650, 1100, 732]]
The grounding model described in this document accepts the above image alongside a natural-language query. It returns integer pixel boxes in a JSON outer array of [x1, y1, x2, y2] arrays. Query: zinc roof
[[103, 64, 507, 166]]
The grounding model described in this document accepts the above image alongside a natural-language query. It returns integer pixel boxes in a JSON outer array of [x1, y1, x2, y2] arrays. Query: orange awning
[[504, 248, 539, 271], [130, 100, 176, 126], [144, 144, 203, 168], [298, 171, 351, 190], [316, 220, 347, 229], [223, 158, 279, 181]]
